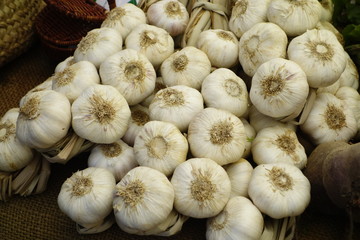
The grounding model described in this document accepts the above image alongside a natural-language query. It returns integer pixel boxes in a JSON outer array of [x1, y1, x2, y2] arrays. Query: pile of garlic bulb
[[1, 0, 360, 239]]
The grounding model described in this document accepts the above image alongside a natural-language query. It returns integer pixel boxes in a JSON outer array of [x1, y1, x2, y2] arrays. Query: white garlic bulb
[[187, 107, 247, 166], [248, 163, 311, 219], [240, 118, 256, 158], [239, 22, 288, 77], [54, 56, 75, 73], [88, 139, 137, 182], [99, 48, 156, 106], [319, 0, 334, 22], [0, 108, 34, 172], [206, 196, 264, 240], [338, 51, 359, 90], [149, 85, 204, 132], [71, 84, 131, 144], [201, 68, 249, 117], [58, 167, 116, 229], [140, 77, 167, 107], [160, 46, 211, 90], [113, 166, 174, 232], [316, 79, 341, 95], [171, 158, 231, 218], [267, 0, 322, 37], [287, 29, 347, 88], [197, 29, 239, 68], [224, 158, 253, 198], [122, 104, 150, 146]]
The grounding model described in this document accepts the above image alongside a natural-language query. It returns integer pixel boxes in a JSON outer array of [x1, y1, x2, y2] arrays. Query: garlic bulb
[[52, 61, 100, 103], [58, 167, 116, 229], [113, 166, 174, 232], [16, 90, 71, 149], [88, 139, 137, 182], [197, 29, 239, 68], [187, 107, 247, 166], [249, 58, 309, 119], [147, 0, 189, 37], [54, 56, 75, 73], [170, 158, 231, 218], [228, 0, 271, 38], [206, 196, 264, 240], [201, 68, 249, 117], [0, 108, 34, 172], [224, 158, 253, 197], [160, 46, 211, 90], [248, 163, 311, 219], [71, 84, 131, 144], [315, 21, 344, 46], [251, 126, 307, 169], [338, 52, 359, 90], [316, 79, 340, 95], [240, 118, 256, 158], [99, 48, 156, 106], [319, 0, 334, 22], [267, 0, 322, 37], [125, 24, 174, 69], [134, 120, 188, 176], [140, 77, 167, 107], [101, 3, 147, 40], [74, 27, 123, 68], [149, 85, 204, 132], [300, 92, 358, 145], [287, 29, 347, 88], [122, 104, 150, 146], [238, 22, 288, 77]]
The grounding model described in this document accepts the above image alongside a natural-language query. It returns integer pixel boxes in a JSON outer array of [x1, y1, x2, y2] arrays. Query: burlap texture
[[0, 43, 359, 240]]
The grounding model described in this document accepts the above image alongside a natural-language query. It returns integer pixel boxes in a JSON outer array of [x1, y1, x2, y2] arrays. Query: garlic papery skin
[[187, 107, 247, 166], [251, 126, 307, 169], [52, 61, 100, 103], [266, 0, 322, 37], [240, 118, 256, 158], [125, 24, 174, 69], [338, 52, 359, 90], [300, 92, 358, 145], [319, 0, 334, 22], [201, 68, 249, 117], [206, 196, 264, 240], [238, 22, 288, 77], [197, 29, 239, 68], [248, 163, 311, 219], [99, 48, 156, 106], [249, 58, 309, 119], [71, 84, 131, 144], [55, 56, 75, 73], [140, 77, 167, 107], [134, 120, 188, 176], [170, 158, 231, 218], [57, 167, 116, 229], [287, 29, 347, 88], [229, 0, 271, 38], [74, 27, 123, 69], [149, 85, 204, 132], [147, 0, 189, 37], [16, 90, 71, 149], [316, 79, 340, 95], [160, 46, 211, 90], [0, 108, 34, 172], [113, 166, 175, 231], [315, 21, 344, 46], [224, 158, 253, 198], [87, 139, 137, 182], [122, 104, 150, 146], [101, 3, 147, 40]]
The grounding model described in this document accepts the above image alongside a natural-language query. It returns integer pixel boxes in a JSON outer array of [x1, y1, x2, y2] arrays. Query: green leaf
[[342, 24, 360, 45]]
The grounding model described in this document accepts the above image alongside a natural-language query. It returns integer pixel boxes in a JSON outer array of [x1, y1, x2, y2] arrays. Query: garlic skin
[[147, 0, 189, 37], [267, 0, 322, 37], [113, 166, 175, 232], [134, 120, 188, 176], [149, 85, 204, 132], [140, 77, 167, 107], [125, 24, 174, 69], [338, 52, 359, 90], [201, 68, 249, 117], [248, 163, 311, 219], [239, 22, 288, 77], [54, 56, 75, 73], [316, 79, 340, 95], [187, 107, 247, 166], [319, 0, 334, 22], [101, 3, 147, 40], [224, 158, 253, 198], [122, 104, 150, 146], [160, 46, 211, 90], [249, 58, 309, 119], [52, 61, 100, 103], [74, 27, 123, 69], [315, 21, 344, 46], [0, 108, 34, 172], [16, 90, 71, 149], [88, 139, 138, 182], [287, 29, 347, 88], [206, 196, 264, 240], [171, 158, 231, 218], [99, 48, 156, 106], [197, 29, 239, 68], [71, 84, 131, 144]]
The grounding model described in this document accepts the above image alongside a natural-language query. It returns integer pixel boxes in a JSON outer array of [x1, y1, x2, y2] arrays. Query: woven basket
[[0, 0, 45, 68]]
